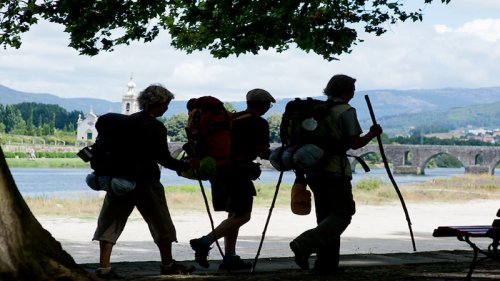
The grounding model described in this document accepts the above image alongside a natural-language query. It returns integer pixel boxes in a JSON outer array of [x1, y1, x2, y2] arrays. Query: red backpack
[[184, 96, 233, 167]]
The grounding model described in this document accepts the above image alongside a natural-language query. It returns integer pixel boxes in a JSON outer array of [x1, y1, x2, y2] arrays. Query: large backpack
[[271, 97, 369, 172], [280, 97, 340, 148], [89, 113, 137, 179], [183, 96, 233, 166], [78, 113, 138, 195], [179, 96, 257, 180]]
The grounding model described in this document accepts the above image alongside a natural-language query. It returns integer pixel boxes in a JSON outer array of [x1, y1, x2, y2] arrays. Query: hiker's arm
[[151, 126, 192, 172], [349, 124, 382, 149], [158, 148, 192, 172], [341, 108, 382, 150]]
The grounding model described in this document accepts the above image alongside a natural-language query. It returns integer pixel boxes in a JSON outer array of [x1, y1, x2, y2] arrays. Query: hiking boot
[[218, 255, 252, 270], [94, 267, 124, 280], [160, 260, 196, 275], [290, 240, 310, 270], [190, 238, 211, 268]]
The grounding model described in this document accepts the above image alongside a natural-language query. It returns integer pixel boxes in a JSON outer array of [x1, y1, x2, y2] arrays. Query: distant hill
[[0, 85, 121, 114], [360, 100, 500, 135], [2, 85, 500, 132]]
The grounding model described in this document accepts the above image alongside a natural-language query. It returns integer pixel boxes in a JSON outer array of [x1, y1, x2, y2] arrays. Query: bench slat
[[433, 226, 500, 238]]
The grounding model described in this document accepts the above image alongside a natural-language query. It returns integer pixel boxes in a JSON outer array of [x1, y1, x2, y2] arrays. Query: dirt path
[[39, 200, 500, 265]]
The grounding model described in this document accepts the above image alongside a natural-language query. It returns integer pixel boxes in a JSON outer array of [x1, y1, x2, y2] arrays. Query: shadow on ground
[[81, 250, 500, 281]]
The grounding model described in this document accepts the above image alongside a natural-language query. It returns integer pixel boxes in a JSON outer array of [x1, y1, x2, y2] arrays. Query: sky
[[1, 0, 500, 102]]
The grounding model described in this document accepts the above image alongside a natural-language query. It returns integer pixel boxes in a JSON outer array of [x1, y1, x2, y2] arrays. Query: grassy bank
[[25, 174, 500, 218], [353, 174, 500, 204], [6, 158, 89, 168]]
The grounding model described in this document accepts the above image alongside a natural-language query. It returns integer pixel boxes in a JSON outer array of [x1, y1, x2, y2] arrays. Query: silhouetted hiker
[[92, 84, 198, 278], [190, 89, 276, 270], [289, 74, 382, 275]]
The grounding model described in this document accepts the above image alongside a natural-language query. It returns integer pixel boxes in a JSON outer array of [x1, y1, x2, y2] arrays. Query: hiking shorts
[[210, 166, 256, 215], [93, 179, 177, 244]]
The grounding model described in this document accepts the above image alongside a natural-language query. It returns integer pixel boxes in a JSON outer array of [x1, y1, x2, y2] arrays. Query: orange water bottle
[[290, 172, 311, 215]]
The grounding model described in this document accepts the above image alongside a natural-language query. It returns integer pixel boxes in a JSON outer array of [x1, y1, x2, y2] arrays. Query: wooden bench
[[433, 209, 500, 280]]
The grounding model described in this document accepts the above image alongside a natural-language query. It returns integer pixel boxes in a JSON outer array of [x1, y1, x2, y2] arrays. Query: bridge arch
[[404, 151, 413, 166], [474, 153, 484, 165], [419, 152, 464, 175]]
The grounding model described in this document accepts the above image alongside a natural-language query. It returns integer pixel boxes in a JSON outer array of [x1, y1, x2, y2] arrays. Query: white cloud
[[435, 19, 500, 42], [458, 19, 500, 42]]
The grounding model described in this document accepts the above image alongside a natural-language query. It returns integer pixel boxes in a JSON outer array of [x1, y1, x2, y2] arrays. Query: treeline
[[1, 102, 497, 148], [0, 103, 82, 135], [164, 113, 498, 147]]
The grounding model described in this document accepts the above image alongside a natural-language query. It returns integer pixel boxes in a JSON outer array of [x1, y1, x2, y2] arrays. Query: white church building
[[76, 77, 139, 145]]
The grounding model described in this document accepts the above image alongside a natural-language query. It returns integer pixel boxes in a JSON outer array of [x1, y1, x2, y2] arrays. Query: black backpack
[[81, 113, 138, 180], [273, 97, 369, 172], [280, 97, 343, 149]]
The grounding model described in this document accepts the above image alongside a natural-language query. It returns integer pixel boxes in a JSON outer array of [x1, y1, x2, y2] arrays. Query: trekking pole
[[194, 169, 225, 259], [364, 95, 417, 251], [251, 170, 284, 274]]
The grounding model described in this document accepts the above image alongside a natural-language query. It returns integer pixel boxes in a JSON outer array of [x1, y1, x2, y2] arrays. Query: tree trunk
[[0, 146, 91, 281]]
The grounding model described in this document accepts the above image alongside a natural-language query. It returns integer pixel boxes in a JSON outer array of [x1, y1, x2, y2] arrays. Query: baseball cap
[[246, 88, 276, 103]]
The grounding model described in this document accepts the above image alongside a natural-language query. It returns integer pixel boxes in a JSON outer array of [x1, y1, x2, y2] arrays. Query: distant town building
[[76, 76, 139, 145], [76, 108, 98, 145]]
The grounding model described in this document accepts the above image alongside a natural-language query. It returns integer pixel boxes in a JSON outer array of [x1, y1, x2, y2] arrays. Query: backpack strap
[[347, 154, 370, 172], [232, 111, 253, 122]]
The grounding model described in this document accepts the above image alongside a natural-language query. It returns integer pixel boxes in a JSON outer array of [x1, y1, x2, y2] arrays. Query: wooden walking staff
[[365, 95, 417, 251]]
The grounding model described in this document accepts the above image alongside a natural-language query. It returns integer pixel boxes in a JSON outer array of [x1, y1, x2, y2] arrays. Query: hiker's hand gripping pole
[[365, 95, 417, 252]]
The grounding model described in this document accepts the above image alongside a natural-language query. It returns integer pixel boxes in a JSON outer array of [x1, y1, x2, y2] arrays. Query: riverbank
[[6, 157, 88, 168], [25, 174, 500, 217]]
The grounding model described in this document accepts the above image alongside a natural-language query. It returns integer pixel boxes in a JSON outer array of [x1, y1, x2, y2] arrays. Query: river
[[9, 166, 483, 199]]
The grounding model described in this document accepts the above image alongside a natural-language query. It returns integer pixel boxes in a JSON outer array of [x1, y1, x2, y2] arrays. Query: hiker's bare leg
[[224, 226, 239, 254], [99, 241, 114, 268], [208, 212, 251, 246], [158, 240, 173, 265]]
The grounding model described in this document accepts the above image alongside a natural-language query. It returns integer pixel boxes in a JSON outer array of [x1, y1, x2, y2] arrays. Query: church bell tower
[[121, 75, 139, 115]]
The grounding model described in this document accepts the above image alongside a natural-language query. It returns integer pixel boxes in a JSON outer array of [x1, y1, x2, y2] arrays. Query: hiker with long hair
[[92, 84, 198, 278], [289, 74, 382, 275], [190, 88, 276, 270]]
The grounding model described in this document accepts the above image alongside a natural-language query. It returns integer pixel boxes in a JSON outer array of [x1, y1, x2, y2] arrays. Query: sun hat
[[85, 173, 136, 195], [292, 144, 325, 171], [110, 177, 136, 196]]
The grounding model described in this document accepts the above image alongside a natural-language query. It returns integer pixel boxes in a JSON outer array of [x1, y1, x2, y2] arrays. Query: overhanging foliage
[[1, 0, 450, 60]]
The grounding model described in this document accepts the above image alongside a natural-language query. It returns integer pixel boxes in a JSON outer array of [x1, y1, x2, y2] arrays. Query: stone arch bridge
[[169, 143, 499, 175], [349, 144, 500, 175]]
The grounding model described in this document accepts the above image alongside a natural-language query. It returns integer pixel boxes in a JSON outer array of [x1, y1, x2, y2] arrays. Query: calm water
[[9, 166, 480, 198]]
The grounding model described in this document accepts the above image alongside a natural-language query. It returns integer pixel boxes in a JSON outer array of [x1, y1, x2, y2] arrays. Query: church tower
[[121, 75, 139, 115]]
